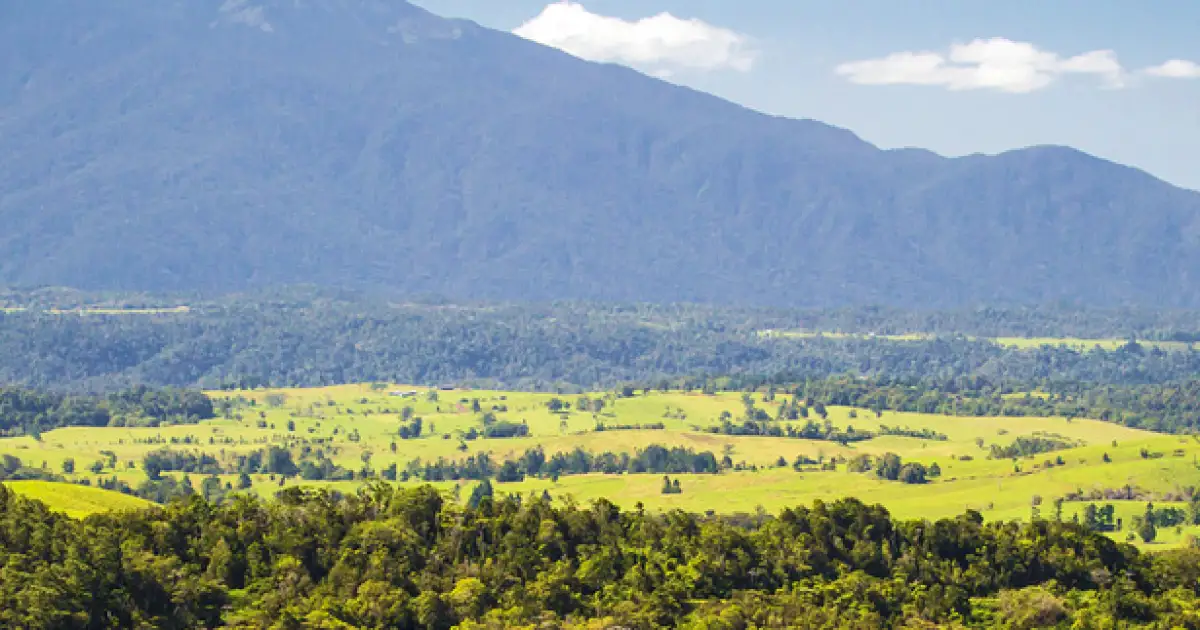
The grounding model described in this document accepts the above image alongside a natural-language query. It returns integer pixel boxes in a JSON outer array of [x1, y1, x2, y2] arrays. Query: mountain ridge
[[1, 0, 1198, 307]]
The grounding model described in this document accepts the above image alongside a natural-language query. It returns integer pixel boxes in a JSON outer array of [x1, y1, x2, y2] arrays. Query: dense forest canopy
[[0, 385, 214, 436], [6, 289, 1200, 392], [5, 482, 1200, 628]]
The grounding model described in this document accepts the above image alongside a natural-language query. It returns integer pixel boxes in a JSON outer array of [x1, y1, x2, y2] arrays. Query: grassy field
[[3, 384, 1197, 547], [4, 480, 154, 518], [760, 329, 1195, 352]]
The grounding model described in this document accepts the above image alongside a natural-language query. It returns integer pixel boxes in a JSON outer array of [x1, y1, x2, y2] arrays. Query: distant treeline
[[7, 482, 1200, 627], [7, 291, 1200, 392], [0, 385, 215, 437], [734, 376, 1200, 433]]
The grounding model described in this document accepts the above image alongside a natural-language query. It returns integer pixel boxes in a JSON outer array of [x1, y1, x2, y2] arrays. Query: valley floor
[[5, 384, 1198, 548]]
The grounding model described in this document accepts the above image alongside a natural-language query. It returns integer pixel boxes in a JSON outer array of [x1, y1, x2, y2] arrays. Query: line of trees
[[0, 385, 215, 437], [402, 444, 723, 483], [7, 482, 1200, 627]]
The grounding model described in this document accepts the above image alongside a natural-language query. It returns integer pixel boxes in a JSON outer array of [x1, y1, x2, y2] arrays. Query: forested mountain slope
[[2, 1, 1199, 306]]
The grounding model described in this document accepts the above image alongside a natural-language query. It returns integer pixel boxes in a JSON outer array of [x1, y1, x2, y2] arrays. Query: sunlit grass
[[3, 384, 1196, 546], [4, 480, 154, 518]]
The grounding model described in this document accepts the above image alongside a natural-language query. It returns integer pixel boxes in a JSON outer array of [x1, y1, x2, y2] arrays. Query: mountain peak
[[212, 0, 471, 41], [1, 0, 1198, 307]]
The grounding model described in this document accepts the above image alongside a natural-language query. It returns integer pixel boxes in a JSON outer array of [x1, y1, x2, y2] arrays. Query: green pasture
[[4, 384, 1199, 547], [4, 480, 154, 518]]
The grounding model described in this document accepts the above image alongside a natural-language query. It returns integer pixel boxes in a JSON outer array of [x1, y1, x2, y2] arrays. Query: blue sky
[[413, 0, 1200, 191]]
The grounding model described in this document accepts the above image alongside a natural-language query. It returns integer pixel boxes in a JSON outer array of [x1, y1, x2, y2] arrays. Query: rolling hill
[[4, 480, 154, 518], [2, 0, 1199, 306]]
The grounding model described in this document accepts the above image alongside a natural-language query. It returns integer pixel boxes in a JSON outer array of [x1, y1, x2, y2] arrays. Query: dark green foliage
[[897, 462, 929, 484], [143, 448, 223, 478], [397, 416, 423, 439], [1139, 508, 1159, 543], [466, 479, 492, 509], [404, 444, 723, 482], [990, 436, 1078, 459], [877, 424, 948, 440], [4, 483, 1200, 627], [9, 296, 1200, 394], [0, 385, 214, 437], [479, 421, 528, 439], [0, 454, 60, 482]]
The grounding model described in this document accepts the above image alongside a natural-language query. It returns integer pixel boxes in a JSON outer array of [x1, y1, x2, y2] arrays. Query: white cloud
[[1145, 59, 1200, 79], [835, 38, 1124, 93], [218, 0, 274, 33], [513, 1, 756, 75]]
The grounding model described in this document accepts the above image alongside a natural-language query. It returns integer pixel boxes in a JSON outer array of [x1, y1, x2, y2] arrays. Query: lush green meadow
[[6, 384, 1200, 547], [3, 480, 153, 518]]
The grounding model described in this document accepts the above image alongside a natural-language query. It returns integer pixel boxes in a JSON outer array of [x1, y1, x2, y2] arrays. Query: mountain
[[2, 0, 1199, 307]]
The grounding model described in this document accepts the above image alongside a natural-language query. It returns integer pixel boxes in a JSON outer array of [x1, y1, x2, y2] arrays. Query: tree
[[200, 476, 224, 502], [897, 463, 927, 484], [875, 453, 903, 481], [496, 461, 523, 483], [61, 458, 75, 474], [467, 479, 493, 509], [1139, 503, 1158, 543]]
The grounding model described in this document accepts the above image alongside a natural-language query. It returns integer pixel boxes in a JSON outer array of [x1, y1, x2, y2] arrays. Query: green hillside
[[4, 481, 153, 518]]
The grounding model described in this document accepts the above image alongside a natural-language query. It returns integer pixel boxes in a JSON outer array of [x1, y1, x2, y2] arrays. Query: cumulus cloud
[[835, 38, 1124, 93], [1144, 59, 1200, 79], [513, 1, 756, 75]]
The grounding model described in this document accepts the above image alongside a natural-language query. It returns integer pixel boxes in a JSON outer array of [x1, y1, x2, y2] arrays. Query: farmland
[[5, 383, 1199, 548]]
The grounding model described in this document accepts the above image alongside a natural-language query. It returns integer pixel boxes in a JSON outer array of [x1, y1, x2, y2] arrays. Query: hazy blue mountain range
[[2, 0, 1199, 307]]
